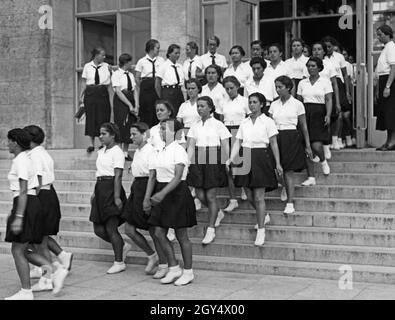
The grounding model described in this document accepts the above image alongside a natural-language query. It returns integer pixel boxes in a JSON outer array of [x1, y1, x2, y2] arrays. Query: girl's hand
[[384, 87, 391, 99], [276, 164, 284, 178], [305, 146, 314, 160], [90, 194, 95, 205], [324, 116, 331, 127], [151, 192, 165, 206], [114, 197, 123, 211], [143, 198, 152, 214], [11, 216, 23, 235]]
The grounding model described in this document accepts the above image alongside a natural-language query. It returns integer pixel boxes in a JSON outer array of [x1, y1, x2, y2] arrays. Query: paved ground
[[0, 254, 395, 300]]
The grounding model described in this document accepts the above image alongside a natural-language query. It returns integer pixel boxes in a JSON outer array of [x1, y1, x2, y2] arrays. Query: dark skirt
[[5, 195, 43, 244], [113, 90, 136, 144], [84, 85, 111, 137], [376, 75, 395, 131], [278, 130, 307, 172], [122, 177, 150, 230], [89, 179, 127, 225], [38, 186, 61, 236], [187, 146, 228, 189], [148, 181, 197, 229], [226, 125, 239, 150], [161, 87, 185, 116], [337, 78, 351, 112], [139, 79, 159, 128], [293, 78, 302, 94], [304, 103, 330, 144], [233, 148, 278, 191]]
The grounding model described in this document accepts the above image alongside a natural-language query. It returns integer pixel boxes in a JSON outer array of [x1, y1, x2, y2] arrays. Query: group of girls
[[4, 126, 73, 300]]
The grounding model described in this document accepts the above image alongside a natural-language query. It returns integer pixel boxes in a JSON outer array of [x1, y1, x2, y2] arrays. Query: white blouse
[[177, 100, 200, 128], [148, 141, 189, 183], [324, 52, 347, 82], [376, 41, 395, 76], [297, 77, 333, 104], [285, 55, 309, 80], [157, 60, 185, 86], [8, 151, 39, 197], [188, 117, 232, 147], [269, 96, 305, 130], [200, 52, 228, 71], [82, 61, 111, 86], [201, 83, 228, 113], [131, 143, 156, 178], [236, 114, 279, 148], [220, 95, 250, 126], [320, 59, 338, 81], [96, 145, 125, 178], [135, 55, 165, 78], [111, 69, 136, 91], [28, 146, 55, 188], [244, 76, 274, 103], [182, 56, 203, 80], [149, 123, 186, 151], [264, 61, 291, 100], [223, 63, 253, 88]]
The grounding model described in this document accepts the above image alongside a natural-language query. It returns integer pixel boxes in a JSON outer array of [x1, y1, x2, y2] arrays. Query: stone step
[[330, 149, 395, 162], [1, 242, 394, 284]]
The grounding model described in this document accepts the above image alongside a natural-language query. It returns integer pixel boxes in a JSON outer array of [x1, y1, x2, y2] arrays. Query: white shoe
[[214, 210, 225, 228], [321, 161, 331, 176], [106, 262, 126, 275], [52, 267, 69, 294], [202, 227, 216, 245], [194, 198, 202, 211], [352, 138, 356, 146], [167, 228, 176, 242], [346, 136, 353, 147], [30, 266, 42, 279], [4, 289, 33, 300], [174, 270, 194, 286], [153, 266, 168, 279], [301, 177, 316, 186], [338, 138, 345, 149], [241, 188, 248, 201], [191, 188, 196, 197], [284, 203, 296, 215], [323, 145, 332, 160], [32, 277, 53, 292], [255, 228, 266, 246], [145, 254, 159, 275], [311, 156, 321, 163], [224, 200, 238, 213], [58, 251, 74, 271], [122, 243, 133, 262], [280, 187, 287, 202], [160, 266, 182, 284], [255, 214, 271, 230], [332, 138, 340, 150]]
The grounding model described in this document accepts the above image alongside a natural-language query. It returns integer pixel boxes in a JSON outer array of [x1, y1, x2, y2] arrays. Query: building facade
[[0, 0, 393, 149]]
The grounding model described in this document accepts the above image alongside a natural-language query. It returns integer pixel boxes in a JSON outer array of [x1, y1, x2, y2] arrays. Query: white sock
[[207, 227, 215, 233], [114, 261, 124, 265], [321, 160, 328, 165], [21, 288, 32, 293], [148, 253, 157, 259], [58, 251, 67, 260], [332, 136, 338, 144], [183, 269, 193, 275], [169, 265, 180, 272], [158, 264, 168, 269]]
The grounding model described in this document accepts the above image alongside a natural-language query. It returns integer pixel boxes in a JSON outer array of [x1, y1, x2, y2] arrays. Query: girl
[[112, 53, 140, 160], [200, 36, 228, 73], [135, 39, 164, 128], [23, 125, 71, 293], [285, 39, 309, 94], [220, 76, 250, 213], [80, 47, 112, 153], [269, 77, 313, 214], [227, 93, 282, 246], [122, 122, 167, 278], [297, 57, 333, 185], [144, 119, 197, 286], [90, 123, 127, 275], [187, 96, 231, 244], [224, 45, 253, 95], [201, 64, 228, 117], [155, 44, 185, 116], [183, 42, 203, 81]]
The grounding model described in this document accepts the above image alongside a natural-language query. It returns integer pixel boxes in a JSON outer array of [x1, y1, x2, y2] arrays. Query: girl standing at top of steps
[[144, 119, 196, 286], [89, 123, 128, 275], [227, 93, 282, 246], [23, 125, 72, 293], [121, 122, 168, 279]]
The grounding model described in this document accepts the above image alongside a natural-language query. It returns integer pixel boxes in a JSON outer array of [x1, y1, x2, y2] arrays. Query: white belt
[[242, 143, 268, 148], [13, 189, 36, 198], [224, 121, 241, 126], [277, 125, 297, 131], [40, 184, 52, 191]]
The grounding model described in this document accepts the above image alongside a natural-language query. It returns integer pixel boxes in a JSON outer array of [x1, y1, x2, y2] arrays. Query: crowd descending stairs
[[1, 149, 395, 284]]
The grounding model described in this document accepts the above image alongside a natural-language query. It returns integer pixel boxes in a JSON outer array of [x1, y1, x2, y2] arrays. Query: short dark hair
[[187, 41, 199, 54], [197, 96, 216, 114], [166, 44, 180, 58], [119, 53, 132, 67], [229, 45, 246, 57], [249, 92, 267, 107], [205, 64, 223, 80], [303, 44, 312, 56], [90, 47, 105, 61], [8, 128, 32, 151], [100, 123, 121, 143], [223, 76, 241, 89], [322, 36, 338, 46], [23, 125, 45, 145], [145, 39, 159, 53], [155, 100, 175, 118], [312, 41, 328, 55], [161, 119, 184, 135], [131, 122, 150, 134], [185, 78, 202, 93], [307, 56, 324, 72], [377, 24, 394, 39], [269, 43, 284, 54], [250, 57, 267, 70], [207, 36, 220, 47], [291, 38, 305, 49], [251, 40, 264, 49], [275, 75, 294, 93]]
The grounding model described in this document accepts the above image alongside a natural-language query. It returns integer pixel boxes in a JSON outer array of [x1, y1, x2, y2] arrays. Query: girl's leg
[[195, 188, 208, 207], [124, 223, 155, 256], [205, 188, 219, 228], [153, 227, 178, 267], [93, 223, 110, 242], [47, 237, 62, 256], [149, 227, 167, 265], [253, 188, 267, 229], [175, 228, 193, 270], [24, 245, 53, 278], [12, 242, 31, 289], [284, 171, 295, 204], [104, 217, 124, 262]]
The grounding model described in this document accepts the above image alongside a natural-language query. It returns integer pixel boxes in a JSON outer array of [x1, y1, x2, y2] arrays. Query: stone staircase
[[1, 149, 395, 284]]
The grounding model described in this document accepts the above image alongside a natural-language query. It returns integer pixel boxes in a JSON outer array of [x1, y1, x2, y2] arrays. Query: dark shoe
[[386, 144, 395, 151], [125, 155, 133, 161], [376, 144, 389, 151], [86, 146, 95, 153], [98, 145, 104, 150]]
